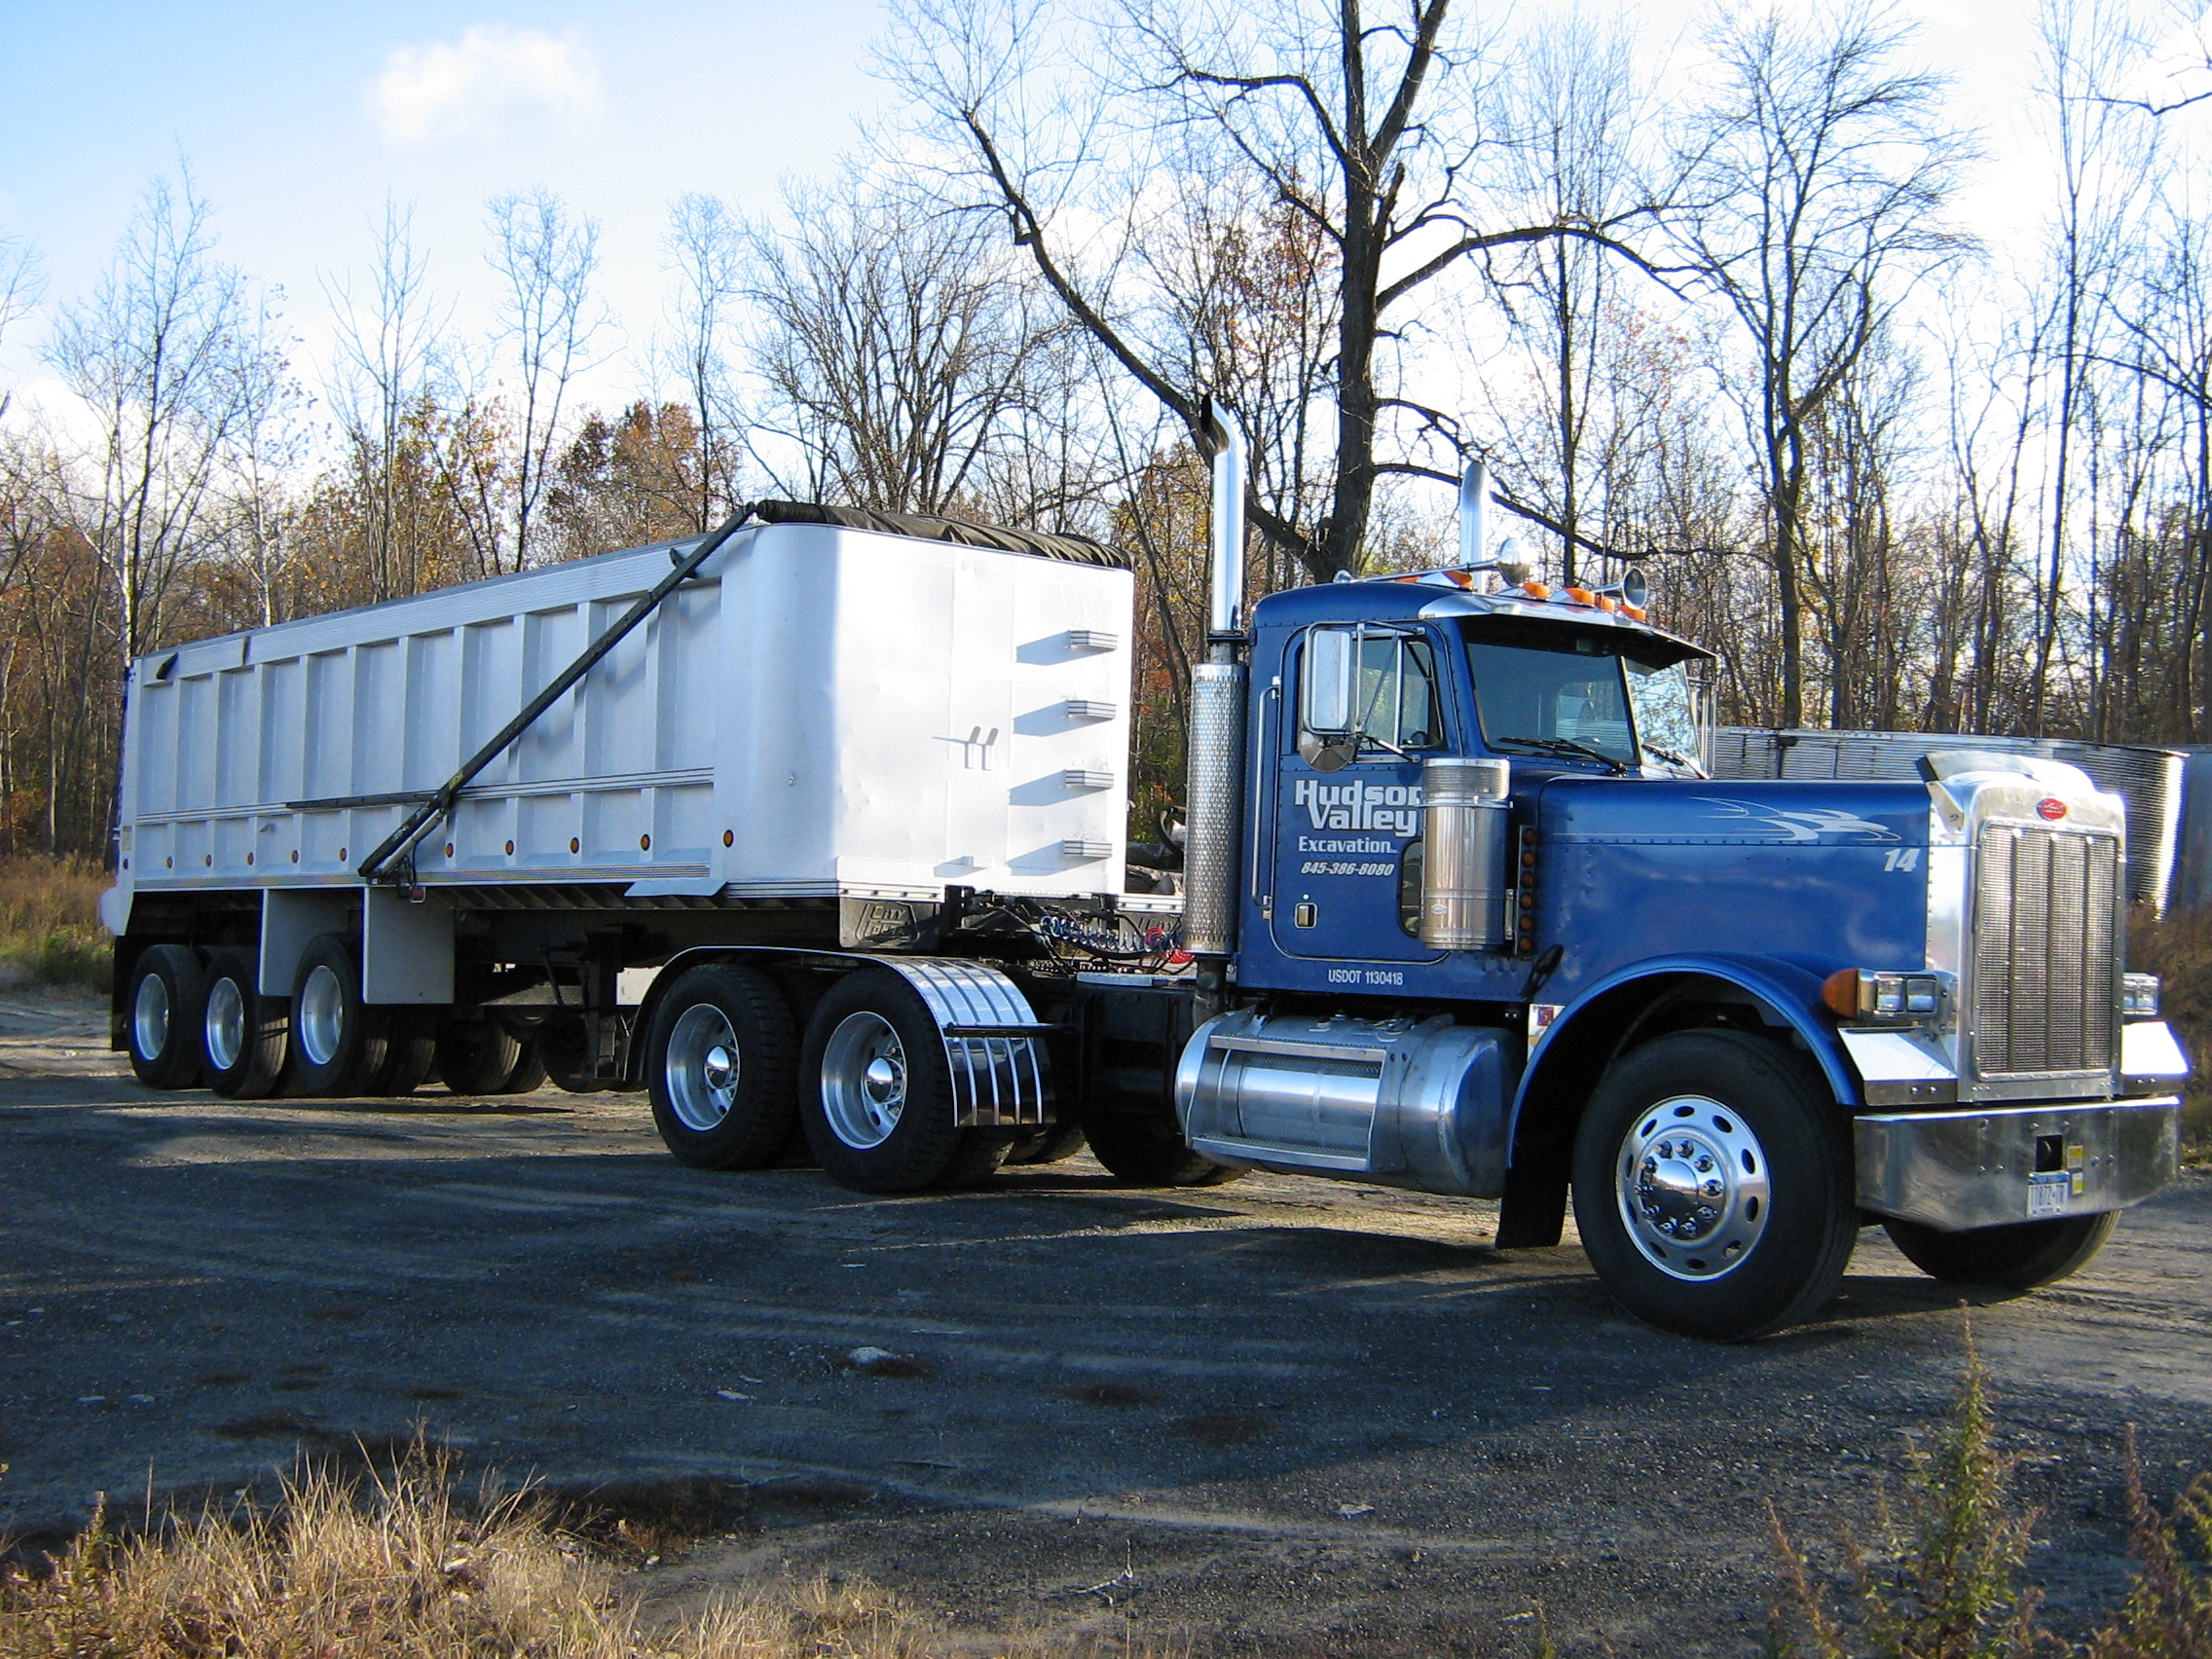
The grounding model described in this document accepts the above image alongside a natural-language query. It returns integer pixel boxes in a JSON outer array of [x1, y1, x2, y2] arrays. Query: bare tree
[[1488, 9, 1649, 586], [326, 202, 447, 600], [882, 0, 1667, 582], [45, 172, 254, 666], [2025, 0, 2156, 730], [740, 170, 1059, 515], [216, 297, 310, 628], [1677, 2, 1971, 725], [2103, 195, 2212, 736], [659, 193, 747, 531], [0, 231, 44, 424], [485, 189, 606, 569]]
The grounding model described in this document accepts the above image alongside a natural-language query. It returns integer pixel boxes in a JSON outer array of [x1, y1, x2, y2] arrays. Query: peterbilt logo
[[2037, 796, 2068, 821], [1696, 798, 1901, 843], [1295, 779, 1421, 837]]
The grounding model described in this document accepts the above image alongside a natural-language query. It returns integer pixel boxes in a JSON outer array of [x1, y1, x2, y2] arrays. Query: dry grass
[[2127, 907, 2212, 1161], [1770, 1326, 2212, 1659], [0, 1445, 1177, 1659], [0, 857, 108, 993]]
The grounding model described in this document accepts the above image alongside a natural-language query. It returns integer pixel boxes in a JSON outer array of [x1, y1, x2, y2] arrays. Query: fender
[[629, 945, 1052, 1126], [1511, 953, 1860, 1145], [1492, 952, 1856, 1249]]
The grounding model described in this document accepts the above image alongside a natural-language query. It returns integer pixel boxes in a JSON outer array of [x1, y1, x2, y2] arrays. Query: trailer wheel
[[1882, 1211, 2120, 1293], [201, 947, 288, 1099], [501, 1039, 549, 1094], [127, 944, 207, 1089], [372, 1010, 439, 1095], [1006, 1121, 1088, 1165], [1570, 1031, 1857, 1342], [540, 1016, 614, 1093], [800, 968, 994, 1193], [288, 935, 388, 1096], [1083, 1110, 1242, 1187], [645, 965, 799, 1169], [436, 1020, 543, 1096]]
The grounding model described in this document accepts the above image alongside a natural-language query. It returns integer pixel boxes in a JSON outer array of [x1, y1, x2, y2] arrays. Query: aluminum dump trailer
[[106, 518, 1138, 977]]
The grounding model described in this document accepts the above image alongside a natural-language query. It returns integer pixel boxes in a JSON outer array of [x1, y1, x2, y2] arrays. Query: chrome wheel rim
[[1615, 1094, 1772, 1281], [131, 971, 170, 1060], [821, 1011, 906, 1150], [665, 1003, 741, 1131], [204, 976, 246, 1073], [297, 964, 346, 1069]]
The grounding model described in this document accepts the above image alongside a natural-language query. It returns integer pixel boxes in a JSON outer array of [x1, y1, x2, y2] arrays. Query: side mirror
[[1303, 627, 1357, 734]]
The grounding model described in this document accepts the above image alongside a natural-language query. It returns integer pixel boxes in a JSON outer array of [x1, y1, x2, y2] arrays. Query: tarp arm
[[355, 505, 756, 884]]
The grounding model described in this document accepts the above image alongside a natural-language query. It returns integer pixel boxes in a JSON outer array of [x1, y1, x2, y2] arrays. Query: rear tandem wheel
[[645, 964, 800, 1169], [797, 968, 1006, 1193]]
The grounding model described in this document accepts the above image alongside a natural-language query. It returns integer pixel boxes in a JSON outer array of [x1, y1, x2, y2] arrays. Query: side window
[[1299, 627, 1442, 759]]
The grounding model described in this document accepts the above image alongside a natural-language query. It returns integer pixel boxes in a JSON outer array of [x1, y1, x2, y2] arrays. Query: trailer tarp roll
[[753, 499, 1124, 569]]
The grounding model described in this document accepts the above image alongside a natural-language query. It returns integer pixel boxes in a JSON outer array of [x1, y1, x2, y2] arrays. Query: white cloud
[[371, 25, 601, 144]]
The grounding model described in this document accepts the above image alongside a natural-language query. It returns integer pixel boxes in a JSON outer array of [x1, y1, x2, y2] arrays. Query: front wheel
[[1883, 1211, 2120, 1293], [1570, 1031, 1857, 1342]]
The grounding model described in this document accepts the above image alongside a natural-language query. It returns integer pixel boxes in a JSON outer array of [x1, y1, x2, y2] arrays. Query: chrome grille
[[1971, 823, 2119, 1076]]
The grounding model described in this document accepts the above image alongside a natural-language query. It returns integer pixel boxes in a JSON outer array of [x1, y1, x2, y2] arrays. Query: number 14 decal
[[1884, 847, 1922, 871]]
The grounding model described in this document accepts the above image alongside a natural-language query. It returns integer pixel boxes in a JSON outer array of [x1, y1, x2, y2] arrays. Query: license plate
[[2028, 1171, 2071, 1217]]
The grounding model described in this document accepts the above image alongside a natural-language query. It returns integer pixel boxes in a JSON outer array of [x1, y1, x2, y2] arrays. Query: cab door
[[1271, 625, 1450, 964]]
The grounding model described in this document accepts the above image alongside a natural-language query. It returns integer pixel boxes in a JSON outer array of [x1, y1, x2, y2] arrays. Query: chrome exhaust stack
[[1183, 401, 1247, 959], [1458, 458, 1490, 570]]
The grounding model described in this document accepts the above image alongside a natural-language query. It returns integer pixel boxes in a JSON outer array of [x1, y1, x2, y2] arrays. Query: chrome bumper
[[1855, 1096, 2181, 1232]]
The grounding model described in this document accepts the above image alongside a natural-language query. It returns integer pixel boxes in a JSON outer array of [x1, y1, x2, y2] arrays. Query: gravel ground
[[1, 986, 2206, 1656]]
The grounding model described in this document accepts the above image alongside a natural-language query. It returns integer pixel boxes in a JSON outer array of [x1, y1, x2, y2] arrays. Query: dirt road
[[2, 988, 2207, 1655]]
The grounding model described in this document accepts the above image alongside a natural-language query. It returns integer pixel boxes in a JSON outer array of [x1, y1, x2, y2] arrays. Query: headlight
[[2122, 973, 2161, 1018], [1824, 968, 1948, 1023]]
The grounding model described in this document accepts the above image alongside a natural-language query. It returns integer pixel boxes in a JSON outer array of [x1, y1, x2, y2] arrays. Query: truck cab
[[1157, 425, 2189, 1340]]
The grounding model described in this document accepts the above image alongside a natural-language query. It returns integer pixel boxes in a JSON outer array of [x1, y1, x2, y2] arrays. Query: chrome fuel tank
[[1173, 1009, 1518, 1197]]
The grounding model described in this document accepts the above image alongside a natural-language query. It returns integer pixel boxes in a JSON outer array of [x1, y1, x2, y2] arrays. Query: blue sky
[[0, 1, 891, 407], [1, 2, 2203, 429]]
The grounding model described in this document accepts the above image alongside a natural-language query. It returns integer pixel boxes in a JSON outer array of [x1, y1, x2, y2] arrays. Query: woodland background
[[3, 0, 2210, 863]]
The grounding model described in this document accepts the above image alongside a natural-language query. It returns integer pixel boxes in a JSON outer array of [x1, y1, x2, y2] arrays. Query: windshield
[[1462, 622, 1707, 773], [1625, 658, 1705, 774], [1467, 638, 1639, 765]]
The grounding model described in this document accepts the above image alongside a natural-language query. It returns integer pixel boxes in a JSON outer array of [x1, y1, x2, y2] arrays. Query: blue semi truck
[[107, 408, 2191, 1341]]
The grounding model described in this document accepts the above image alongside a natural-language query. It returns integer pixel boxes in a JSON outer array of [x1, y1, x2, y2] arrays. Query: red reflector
[[2037, 797, 2068, 821]]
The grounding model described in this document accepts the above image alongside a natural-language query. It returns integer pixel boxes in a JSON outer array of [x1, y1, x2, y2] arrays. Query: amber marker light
[[1822, 968, 1861, 1017], [1523, 581, 1552, 599], [1623, 604, 1647, 621]]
